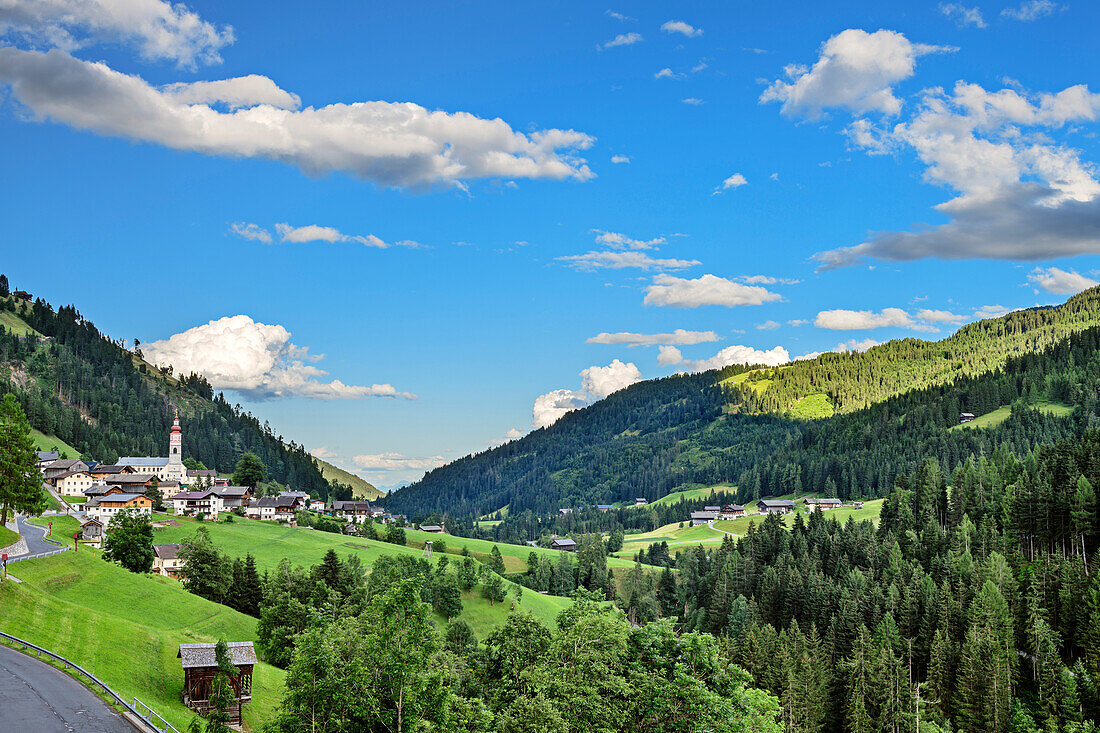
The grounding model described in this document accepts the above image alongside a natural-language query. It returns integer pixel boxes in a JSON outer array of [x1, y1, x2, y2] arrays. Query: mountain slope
[[387, 287, 1100, 521], [316, 458, 381, 499], [0, 291, 340, 498]]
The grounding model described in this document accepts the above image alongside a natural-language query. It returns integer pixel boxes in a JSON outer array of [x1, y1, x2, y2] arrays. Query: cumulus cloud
[[657, 345, 683, 366], [352, 452, 446, 472], [654, 67, 682, 80], [815, 307, 935, 331], [643, 274, 783, 308], [606, 10, 634, 22], [310, 446, 337, 459], [1002, 1, 1058, 21], [532, 359, 642, 428], [142, 315, 415, 400], [938, 4, 987, 28], [611, 154, 630, 164], [714, 173, 748, 193], [601, 32, 642, 49], [593, 230, 664, 250], [1028, 266, 1099, 294], [667, 344, 792, 372], [163, 75, 300, 109], [0, 48, 595, 189], [760, 29, 953, 117], [229, 222, 272, 243], [756, 320, 781, 330], [915, 308, 967, 324], [661, 20, 703, 37], [586, 329, 720, 346], [0, 0, 234, 68], [558, 251, 699, 272]]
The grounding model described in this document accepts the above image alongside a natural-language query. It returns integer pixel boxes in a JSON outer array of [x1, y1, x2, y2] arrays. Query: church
[[117, 413, 188, 484]]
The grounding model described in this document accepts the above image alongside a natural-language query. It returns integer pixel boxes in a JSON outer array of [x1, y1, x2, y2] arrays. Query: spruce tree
[[0, 393, 45, 525]]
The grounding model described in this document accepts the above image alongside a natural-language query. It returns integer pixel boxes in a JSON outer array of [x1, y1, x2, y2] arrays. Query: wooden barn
[[178, 642, 256, 725]]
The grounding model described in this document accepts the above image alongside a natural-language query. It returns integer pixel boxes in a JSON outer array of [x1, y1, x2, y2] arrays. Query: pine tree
[[0, 393, 45, 525]]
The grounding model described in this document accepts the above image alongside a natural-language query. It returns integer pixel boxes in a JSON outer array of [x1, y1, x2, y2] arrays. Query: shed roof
[[759, 499, 795, 508], [178, 642, 257, 669], [551, 538, 577, 547], [690, 511, 717, 520], [153, 544, 180, 560]]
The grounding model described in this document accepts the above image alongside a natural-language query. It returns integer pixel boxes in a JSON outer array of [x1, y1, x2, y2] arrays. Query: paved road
[[13, 516, 68, 557], [0, 643, 133, 732]]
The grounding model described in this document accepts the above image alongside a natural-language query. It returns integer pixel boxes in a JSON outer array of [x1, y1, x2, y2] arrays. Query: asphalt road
[[14, 516, 65, 556], [0, 643, 133, 732]]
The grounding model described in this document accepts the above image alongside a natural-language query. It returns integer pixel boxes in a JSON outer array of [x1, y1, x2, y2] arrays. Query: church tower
[[166, 412, 185, 482]]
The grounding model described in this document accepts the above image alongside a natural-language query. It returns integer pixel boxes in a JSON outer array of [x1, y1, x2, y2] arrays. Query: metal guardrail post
[[0, 630, 180, 733]]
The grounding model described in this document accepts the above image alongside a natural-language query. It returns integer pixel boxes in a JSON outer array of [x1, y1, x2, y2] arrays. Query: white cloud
[[915, 308, 967, 324], [657, 345, 683, 365], [352, 452, 445, 471], [682, 97, 705, 106], [229, 222, 271, 243], [601, 32, 642, 49], [611, 154, 631, 164], [740, 274, 801, 285], [643, 274, 783, 308], [0, 0, 234, 69], [310, 446, 337, 459], [832, 338, 882, 352], [606, 10, 634, 21], [714, 173, 748, 193], [654, 67, 682, 80], [814, 307, 943, 331], [1002, 1, 1058, 21], [0, 48, 595, 189], [163, 75, 300, 109], [756, 320, 781, 330], [532, 359, 642, 428], [586, 329, 721, 346], [671, 344, 792, 372], [938, 4, 987, 28], [972, 304, 1011, 319], [558, 251, 699, 271], [593, 230, 664, 250], [1027, 266, 1099, 294], [274, 223, 418, 249], [788, 319, 808, 327], [760, 29, 953, 117], [505, 428, 524, 440], [661, 20, 703, 37], [692, 61, 708, 73], [142, 314, 415, 400]]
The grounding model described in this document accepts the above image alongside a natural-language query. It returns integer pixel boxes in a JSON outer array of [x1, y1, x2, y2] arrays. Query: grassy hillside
[[30, 427, 82, 458], [949, 400, 1074, 431], [647, 485, 737, 507], [151, 515, 574, 636], [0, 309, 40, 337], [316, 459, 381, 499], [0, 551, 283, 731]]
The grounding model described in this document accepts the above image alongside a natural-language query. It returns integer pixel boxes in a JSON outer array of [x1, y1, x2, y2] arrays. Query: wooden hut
[[178, 642, 256, 725]]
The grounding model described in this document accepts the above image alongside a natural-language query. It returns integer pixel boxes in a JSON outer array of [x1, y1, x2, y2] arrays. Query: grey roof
[[281, 491, 310, 498], [172, 491, 214, 500], [89, 465, 130, 475], [551, 538, 577, 547], [46, 459, 86, 471], [256, 496, 300, 509], [36, 450, 60, 461], [810, 498, 842, 505], [186, 469, 216, 477], [213, 486, 249, 498], [84, 484, 116, 496], [80, 518, 103, 527], [690, 511, 717, 520], [178, 642, 257, 669], [333, 500, 374, 512], [419, 525, 444, 532], [107, 473, 157, 484], [723, 504, 746, 511], [153, 544, 180, 560], [98, 493, 145, 503], [118, 457, 169, 467], [704, 505, 721, 511], [759, 499, 795, 508]]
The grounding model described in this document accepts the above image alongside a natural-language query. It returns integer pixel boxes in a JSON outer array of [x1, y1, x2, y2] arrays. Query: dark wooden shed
[[178, 642, 256, 725]]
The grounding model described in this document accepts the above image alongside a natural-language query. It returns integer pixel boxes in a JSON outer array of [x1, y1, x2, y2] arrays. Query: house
[[690, 510, 717, 526], [332, 500, 375, 523], [852, 501, 864, 509], [596, 504, 613, 512], [80, 518, 103, 545], [704, 505, 721, 512], [309, 499, 325, 512], [551, 538, 577, 552], [85, 493, 153, 523], [806, 497, 842, 511], [247, 496, 301, 523], [153, 544, 183, 578], [419, 524, 445, 533], [179, 642, 255, 726], [117, 414, 186, 483], [54, 470, 98, 497], [185, 468, 217, 485], [281, 490, 310, 501], [719, 504, 746, 520], [35, 450, 60, 467], [171, 490, 222, 518], [104, 473, 158, 491], [84, 483, 121, 499], [212, 476, 231, 487], [12, 290, 32, 300], [210, 485, 251, 511], [758, 499, 795, 515], [86, 464, 136, 482], [634, 498, 648, 506], [43, 459, 89, 481], [959, 412, 976, 424]]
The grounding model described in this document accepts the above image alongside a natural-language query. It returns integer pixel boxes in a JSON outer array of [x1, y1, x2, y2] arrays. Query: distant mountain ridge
[[386, 287, 1100, 521]]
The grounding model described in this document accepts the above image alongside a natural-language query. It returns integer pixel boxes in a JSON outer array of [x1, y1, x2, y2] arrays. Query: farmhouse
[[596, 504, 613, 512], [690, 510, 717, 526], [104, 473, 158, 491], [758, 500, 794, 515], [419, 524, 445, 533], [719, 504, 746, 520], [85, 493, 153, 523], [246, 495, 301, 523], [171, 491, 223, 518], [332, 500, 375, 523], [211, 485, 251, 511], [35, 450, 59, 467], [153, 544, 183, 578], [54, 469, 98, 497], [86, 464, 135, 481], [551, 538, 577, 552], [43, 458, 89, 481], [959, 412, 976, 424], [186, 468, 217, 484], [178, 642, 255, 726], [634, 497, 648, 506], [806, 497, 842, 511]]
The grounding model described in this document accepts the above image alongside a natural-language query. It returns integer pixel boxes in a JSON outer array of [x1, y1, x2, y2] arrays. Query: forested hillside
[[0, 291, 340, 497], [388, 287, 1100, 522]]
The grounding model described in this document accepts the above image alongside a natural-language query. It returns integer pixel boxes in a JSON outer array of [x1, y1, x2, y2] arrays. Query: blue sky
[[2, 0, 1099, 486]]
